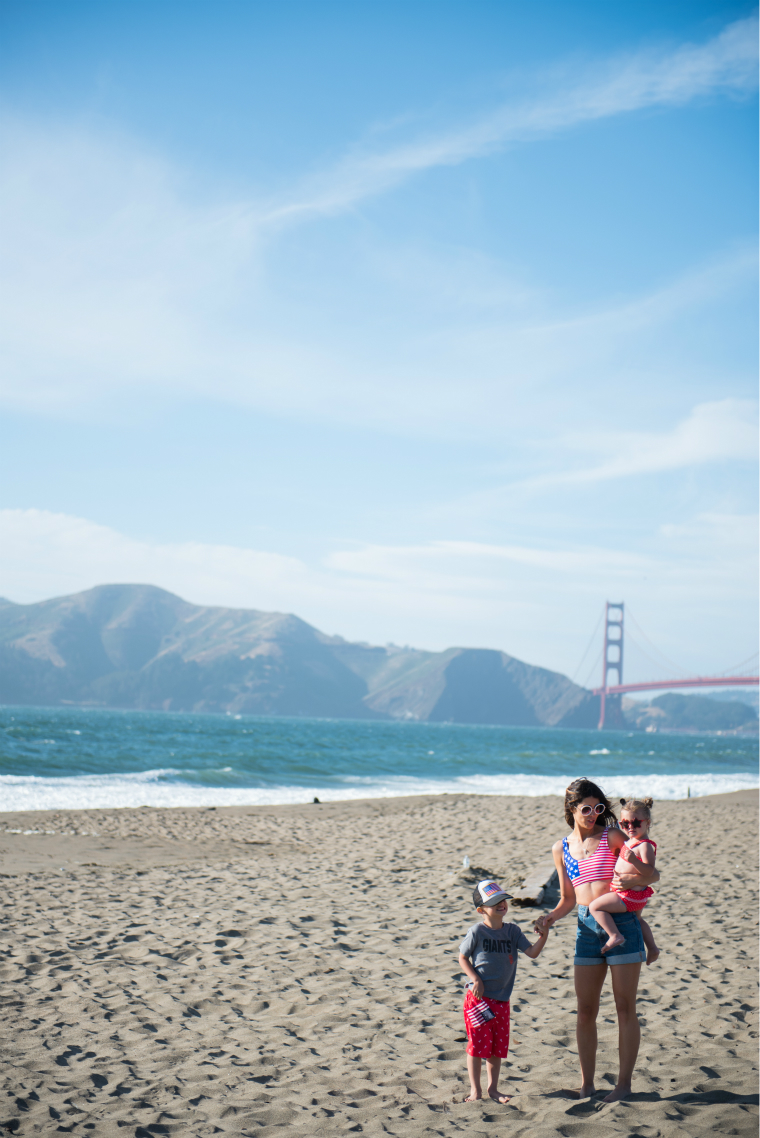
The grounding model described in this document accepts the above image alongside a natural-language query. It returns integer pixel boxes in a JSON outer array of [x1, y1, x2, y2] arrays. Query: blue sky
[[0, 0, 757, 682]]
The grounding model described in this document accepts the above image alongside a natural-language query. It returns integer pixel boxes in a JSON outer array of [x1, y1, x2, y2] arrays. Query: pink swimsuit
[[611, 838, 656, 912]]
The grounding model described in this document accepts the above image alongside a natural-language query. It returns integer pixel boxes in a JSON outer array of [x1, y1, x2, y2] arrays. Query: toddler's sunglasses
[[577, 803, 606, 817], [620, 819, 644, 830]]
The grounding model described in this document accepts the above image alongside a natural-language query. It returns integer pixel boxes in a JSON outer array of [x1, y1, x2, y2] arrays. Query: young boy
[[458, 879, 549, 1104]]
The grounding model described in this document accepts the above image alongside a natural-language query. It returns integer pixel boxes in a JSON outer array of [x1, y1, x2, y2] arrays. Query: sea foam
[[0, 768, 755, 812]]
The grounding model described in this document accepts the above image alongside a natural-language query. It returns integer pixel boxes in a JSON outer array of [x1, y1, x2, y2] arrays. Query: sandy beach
[[1, 789, 757, 1136]]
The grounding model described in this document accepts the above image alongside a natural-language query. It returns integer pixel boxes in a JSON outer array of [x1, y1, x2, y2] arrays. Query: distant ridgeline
[[0, 585, 756, 733], [622, 692, 758, 734], [0, 584, 593, 725]]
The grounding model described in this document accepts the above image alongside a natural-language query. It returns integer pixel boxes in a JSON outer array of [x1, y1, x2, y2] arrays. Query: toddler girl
[[589, 797, 660, 964]]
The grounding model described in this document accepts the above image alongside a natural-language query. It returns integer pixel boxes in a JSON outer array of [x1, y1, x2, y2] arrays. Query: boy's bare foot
[[601, 933, 624, 953], [464, 1092, 482, 1101], [488, 1091, 511, 1103], [646, 945, 660, 964], [566, 1084, 596, 1098], [602, 1083, 631, 1103]]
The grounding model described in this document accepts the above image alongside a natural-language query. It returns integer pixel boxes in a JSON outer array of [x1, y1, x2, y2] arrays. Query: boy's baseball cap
[[473, 880, 512, 908]]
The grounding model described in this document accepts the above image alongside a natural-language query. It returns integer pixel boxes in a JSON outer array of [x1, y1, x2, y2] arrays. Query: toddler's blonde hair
[[619, 796, 653, 821]]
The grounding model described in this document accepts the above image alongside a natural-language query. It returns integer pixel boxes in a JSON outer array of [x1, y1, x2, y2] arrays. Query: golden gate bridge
[[587, 603, 759, 729]]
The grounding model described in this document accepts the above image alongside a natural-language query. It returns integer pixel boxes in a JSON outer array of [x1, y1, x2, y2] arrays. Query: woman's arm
[[458, 952, 484, 999], [612, 850, 659, 889], [534, 840, 576, 933]]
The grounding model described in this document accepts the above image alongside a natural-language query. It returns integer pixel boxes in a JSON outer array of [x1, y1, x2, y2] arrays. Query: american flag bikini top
[[563, 830, 619, 887]]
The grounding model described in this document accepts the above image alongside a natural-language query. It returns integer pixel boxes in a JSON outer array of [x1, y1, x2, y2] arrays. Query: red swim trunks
[[613, 886, 654, 912], [463, 990, 511, 1058]]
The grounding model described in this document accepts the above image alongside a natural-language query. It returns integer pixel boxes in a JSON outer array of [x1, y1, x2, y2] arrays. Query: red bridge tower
[[598, 602, 624, 730]]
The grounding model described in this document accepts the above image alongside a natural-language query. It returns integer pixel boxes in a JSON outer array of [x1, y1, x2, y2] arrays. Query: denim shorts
[[574, 905, 646, 966]]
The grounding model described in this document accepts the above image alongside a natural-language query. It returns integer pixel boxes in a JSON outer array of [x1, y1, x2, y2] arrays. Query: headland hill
[[0, 584, 756, 733]]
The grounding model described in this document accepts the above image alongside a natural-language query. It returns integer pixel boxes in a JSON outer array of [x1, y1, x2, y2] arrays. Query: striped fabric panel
[[563, 830, 619, 886], [465, 999, 496, 1027]]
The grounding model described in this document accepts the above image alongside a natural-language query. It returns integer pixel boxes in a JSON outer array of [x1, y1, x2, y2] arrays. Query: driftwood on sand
[[510, 859, 559, 906]]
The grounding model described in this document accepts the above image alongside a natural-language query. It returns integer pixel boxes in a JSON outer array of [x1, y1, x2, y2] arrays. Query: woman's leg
[[573, 963, 607, 1097], [588, 894, 627, 952], [604, 961, 642, 1102]]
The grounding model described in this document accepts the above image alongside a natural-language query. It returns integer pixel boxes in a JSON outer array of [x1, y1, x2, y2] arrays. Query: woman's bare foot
[[601, 932, 624, 953], [646, 945, 660, 964], [488, 1091, 511, 1103], [464, 1092, 482, 1101], [567, 1084, 596, 1099], [602, 1083, 631, 1103]]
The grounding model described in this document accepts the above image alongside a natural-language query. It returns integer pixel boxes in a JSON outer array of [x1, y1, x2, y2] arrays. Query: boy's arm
[[522, 926, 549, 960], [458, 952, 484, 998]]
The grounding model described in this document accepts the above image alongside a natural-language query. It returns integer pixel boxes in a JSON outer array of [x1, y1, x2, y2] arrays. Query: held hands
[[533, 913, 554, 935]]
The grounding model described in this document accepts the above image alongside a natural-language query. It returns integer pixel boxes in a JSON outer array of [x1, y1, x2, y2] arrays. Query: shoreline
[[1, 775, 757, 815], [0, 785, 757, 838]]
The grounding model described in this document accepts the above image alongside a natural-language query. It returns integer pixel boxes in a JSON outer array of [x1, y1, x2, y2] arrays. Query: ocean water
[[0, 706, 757, 813]]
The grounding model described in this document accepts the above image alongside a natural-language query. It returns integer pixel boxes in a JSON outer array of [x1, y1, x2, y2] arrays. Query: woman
[[536, 777, 660, 1103]]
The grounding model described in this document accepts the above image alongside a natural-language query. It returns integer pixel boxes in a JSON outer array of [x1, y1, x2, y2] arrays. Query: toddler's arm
[[619, 843, 656, 872], [458, 952, 484, 999], [522, 925, 549, 960]]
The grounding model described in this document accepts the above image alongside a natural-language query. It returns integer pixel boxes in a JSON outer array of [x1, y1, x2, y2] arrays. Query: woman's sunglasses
[[620, 818, 644, 830], [577, 803, 606, 817]]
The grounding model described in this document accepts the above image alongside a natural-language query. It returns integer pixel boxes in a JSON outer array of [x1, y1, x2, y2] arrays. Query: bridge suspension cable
[[581, 647, 604, 691], [625, 607, 690, 679], [570, 605, 605, 684], [623, 629, 685, 682], [717, 651, 760, 678]]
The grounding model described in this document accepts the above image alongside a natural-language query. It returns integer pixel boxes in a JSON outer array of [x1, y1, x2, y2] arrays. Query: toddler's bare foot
[[646, 945, 660, 964], [464, 1092, 482, 1101], [601, 933, 624, 953], [602, 1083, 631, 1103], [488, 1091, 511, 1103]]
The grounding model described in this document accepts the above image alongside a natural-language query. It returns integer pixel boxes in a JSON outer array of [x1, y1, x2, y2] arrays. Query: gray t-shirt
[[459, 921, 532, 1002]]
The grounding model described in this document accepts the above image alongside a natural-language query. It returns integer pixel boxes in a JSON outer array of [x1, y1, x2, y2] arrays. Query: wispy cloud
[[262, 15, 758, 224], [0, 508, 315, 610], [526, 399, 759, 488], [0, 15, 755, 442], [0, 110, 753, 436], [325, 526, 758, 593], [327, 539, 658, 585], [660, 511, 758, 550]]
